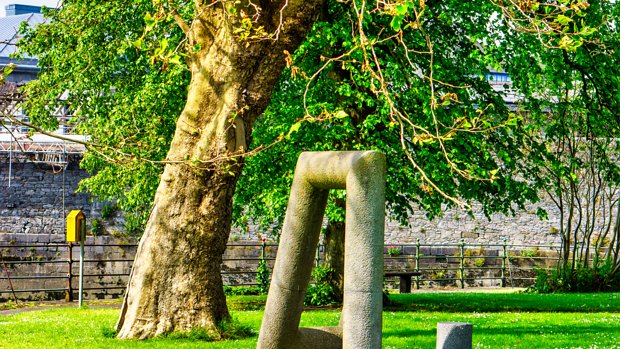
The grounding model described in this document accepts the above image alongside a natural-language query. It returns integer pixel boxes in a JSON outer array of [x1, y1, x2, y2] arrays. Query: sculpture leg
[[257, 180, 328, 348], [341, 153, 385, 349]]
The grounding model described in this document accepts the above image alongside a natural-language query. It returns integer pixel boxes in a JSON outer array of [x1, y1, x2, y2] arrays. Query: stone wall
[[0, 151, 572, 247], [0, 234, 277, 301], [384, 199, 563, 246], [1, 231, 555, 301], [231, 199, 565, 247], [0, 153, 100, 235]]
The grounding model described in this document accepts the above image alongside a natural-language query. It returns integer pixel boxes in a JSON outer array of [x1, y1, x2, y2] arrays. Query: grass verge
[[0, 293, 618, 348], [387, 291, 620, 312]]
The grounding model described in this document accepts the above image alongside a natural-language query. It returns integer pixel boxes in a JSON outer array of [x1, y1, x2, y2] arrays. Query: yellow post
[[66, 210, 85, 242], [66, 210, 86, 307]]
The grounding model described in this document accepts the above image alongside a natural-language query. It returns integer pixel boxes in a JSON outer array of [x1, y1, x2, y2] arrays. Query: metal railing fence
[[0, 240, 575, 300], [383, 240, 564, 289]]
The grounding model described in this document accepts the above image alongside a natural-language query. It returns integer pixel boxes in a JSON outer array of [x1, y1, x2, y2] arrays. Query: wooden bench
[[385, 271, 422, 293]]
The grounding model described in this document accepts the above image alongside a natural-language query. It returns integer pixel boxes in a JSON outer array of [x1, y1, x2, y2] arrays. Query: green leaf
[[287, 120, 303, 136], [144, 12, 156, 32], [2, 63, 14, 76], [333, 110, 348, 119], [555, 14, 573, 26], [395, 4, 408, 16], [168, 54, 182, 65], [390, 16, 403, 32]]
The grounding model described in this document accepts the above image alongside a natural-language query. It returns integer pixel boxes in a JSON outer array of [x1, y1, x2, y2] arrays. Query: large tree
[[22, 0, 325, 339], [113, 1, 326, 339]]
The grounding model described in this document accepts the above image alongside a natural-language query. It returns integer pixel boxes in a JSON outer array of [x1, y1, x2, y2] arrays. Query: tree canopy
[[234, 0, 569, 234]]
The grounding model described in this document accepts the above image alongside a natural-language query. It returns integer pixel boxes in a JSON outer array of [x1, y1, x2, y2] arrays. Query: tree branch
[[170, 8, 190, 35]]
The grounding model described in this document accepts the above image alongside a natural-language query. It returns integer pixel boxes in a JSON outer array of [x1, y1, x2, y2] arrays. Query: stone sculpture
[[257, 151, 386, 349]]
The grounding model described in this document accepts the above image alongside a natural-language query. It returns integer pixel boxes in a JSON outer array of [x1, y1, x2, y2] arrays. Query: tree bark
[[117, 1, 324, 339], [323, 199, 346, 302], [324, 219, 345, 301]]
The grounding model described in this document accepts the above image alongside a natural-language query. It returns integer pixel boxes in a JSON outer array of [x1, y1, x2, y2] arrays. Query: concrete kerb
[[257, 151, 386, 349]]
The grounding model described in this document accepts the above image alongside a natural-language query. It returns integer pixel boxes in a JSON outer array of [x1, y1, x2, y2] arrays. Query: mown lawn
[[387, 291, 620, 312], [1, 292, 619, 348]]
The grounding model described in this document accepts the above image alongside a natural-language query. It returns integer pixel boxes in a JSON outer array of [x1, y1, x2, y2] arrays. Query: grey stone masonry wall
[[1, 151, 569, 247], [0, 153, 100, 235], [385, 199, 563, 246], [231, 197, 565, 247]]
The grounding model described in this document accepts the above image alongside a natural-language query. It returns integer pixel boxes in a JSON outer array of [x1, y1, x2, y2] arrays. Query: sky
[[0, 0, 60, 16]]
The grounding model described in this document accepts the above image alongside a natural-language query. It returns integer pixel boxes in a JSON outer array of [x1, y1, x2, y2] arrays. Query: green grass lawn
[[1, 292, 619, 348], [388, 292, 620, 312]]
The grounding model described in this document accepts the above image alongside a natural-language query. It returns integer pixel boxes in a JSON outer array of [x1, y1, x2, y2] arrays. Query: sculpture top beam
[[295, 151, 385, 190]]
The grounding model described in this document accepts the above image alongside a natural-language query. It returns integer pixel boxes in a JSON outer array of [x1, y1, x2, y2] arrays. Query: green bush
[[387, 246, 401, 257], [520, 247, 539, 258], [100, 204, 116, 220], [531, 260, 620, 293], [304, 265, 337, 306], [473, 257, 486, 268], [256, 258, 270, 294], [123, 213, 143, 236], [533, 268, 553, 294], [91, 219, 103, 236]]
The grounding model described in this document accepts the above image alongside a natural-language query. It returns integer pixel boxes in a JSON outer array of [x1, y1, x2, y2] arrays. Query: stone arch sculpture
[[257, 151, 386, 349]]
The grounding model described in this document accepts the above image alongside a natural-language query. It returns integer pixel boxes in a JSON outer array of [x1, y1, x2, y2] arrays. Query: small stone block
[[436, 322, 472, 349]]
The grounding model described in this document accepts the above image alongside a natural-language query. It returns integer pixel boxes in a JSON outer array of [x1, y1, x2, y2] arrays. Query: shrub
[[473, 257, 486, 268], [433, 269, 446, 279], [256, 258, 270, 294], [100, 204, 116, 220], [387, 245, 401, 257], [533, 268, 554, 294], [521, 247, 540, 258], [101, 326, 118, 338], [304, 265, 337, 306], [223, 286, 262, 296], [464, 247, 486, 268], [91, 219, 103, 236], [531, 260, 620, 293], [123, 213, 143, 236]]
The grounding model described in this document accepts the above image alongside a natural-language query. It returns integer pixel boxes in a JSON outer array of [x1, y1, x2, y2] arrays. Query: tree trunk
[[324, 199, 346, 302], [116, 1, 324, 339], [324, 219, 345, 301]]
